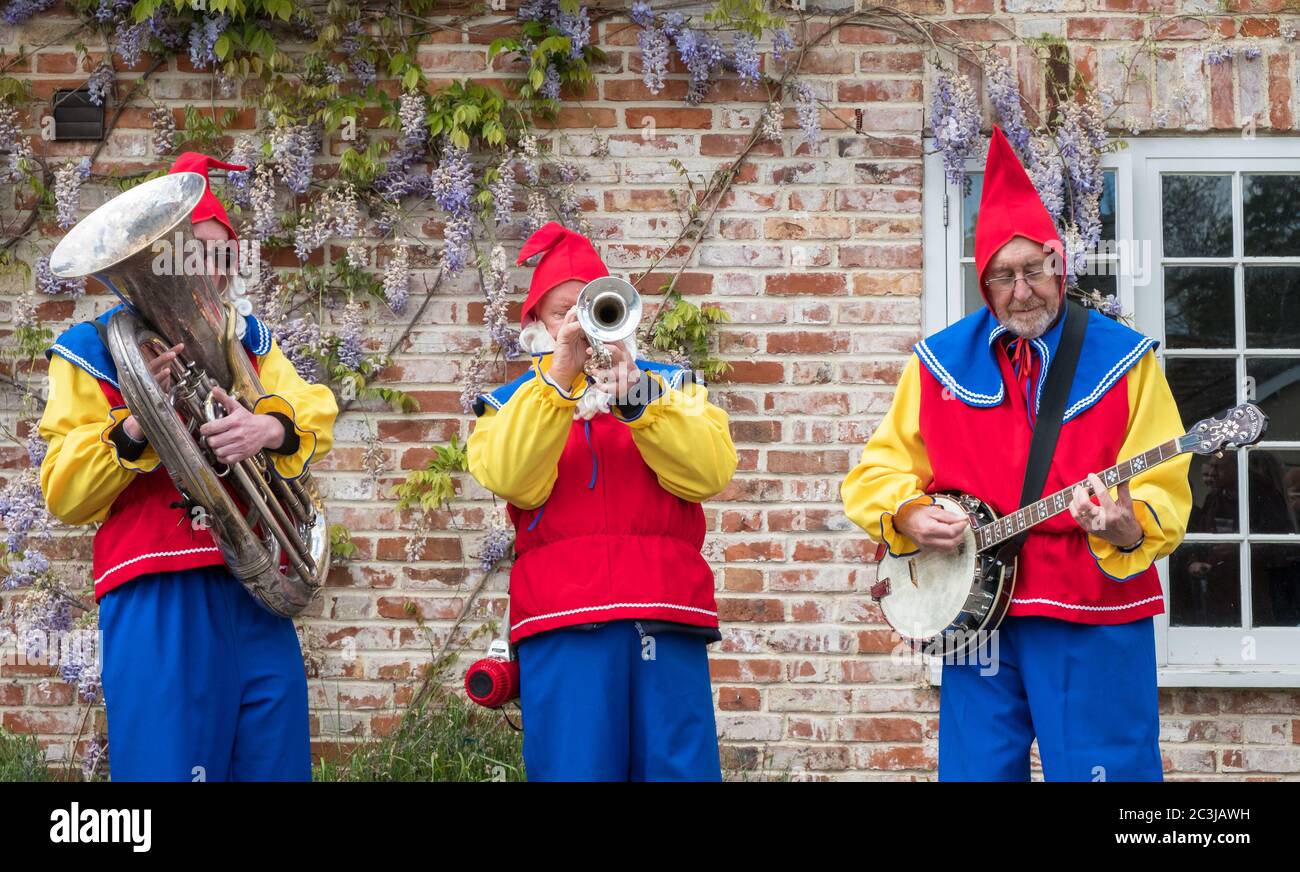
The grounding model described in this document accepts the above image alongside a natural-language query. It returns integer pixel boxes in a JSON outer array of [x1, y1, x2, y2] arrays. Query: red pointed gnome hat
[[516, 221, 609, 325], [974, 126, 1066, 309], [168, 151, 247, 240]]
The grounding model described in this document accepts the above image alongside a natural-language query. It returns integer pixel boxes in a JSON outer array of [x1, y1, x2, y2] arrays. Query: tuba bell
[[48, 172, 329, 618]]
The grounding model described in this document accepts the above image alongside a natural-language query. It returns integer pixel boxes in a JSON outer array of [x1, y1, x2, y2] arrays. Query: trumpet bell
[[577, 276, 641, 344]]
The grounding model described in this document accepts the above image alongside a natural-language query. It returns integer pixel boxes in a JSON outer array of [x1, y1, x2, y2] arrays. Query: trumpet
[[575, 276, 641, 371]]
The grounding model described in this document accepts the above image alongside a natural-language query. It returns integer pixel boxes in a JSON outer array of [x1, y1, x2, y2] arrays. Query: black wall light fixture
[[52, 88, 105, 140]]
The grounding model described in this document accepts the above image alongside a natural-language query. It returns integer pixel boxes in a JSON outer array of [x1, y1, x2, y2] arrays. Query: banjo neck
[[973, 436, 1192, 553]]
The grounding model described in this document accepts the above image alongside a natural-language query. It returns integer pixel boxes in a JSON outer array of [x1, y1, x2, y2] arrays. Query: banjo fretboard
[[973, 437, 1188, 553]]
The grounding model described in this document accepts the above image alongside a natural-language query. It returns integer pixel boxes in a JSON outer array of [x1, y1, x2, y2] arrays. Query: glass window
[[1243, 173, 1300, 257], [1159, 167, 1300, 633]]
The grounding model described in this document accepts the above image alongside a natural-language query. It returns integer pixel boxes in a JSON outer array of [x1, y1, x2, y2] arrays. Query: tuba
[[49, 172, 329, 618]]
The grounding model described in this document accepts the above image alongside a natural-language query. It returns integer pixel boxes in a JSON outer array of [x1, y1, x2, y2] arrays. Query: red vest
[[90, 356, 260, 600], [916, 341, 1165, 624], [505, 412, 719, 643]]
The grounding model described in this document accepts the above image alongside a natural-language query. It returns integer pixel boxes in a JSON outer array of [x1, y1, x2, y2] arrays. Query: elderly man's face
[[193, 217, 233, 286], [984, 235, 1061, 339], [537, 279, 584, 339]]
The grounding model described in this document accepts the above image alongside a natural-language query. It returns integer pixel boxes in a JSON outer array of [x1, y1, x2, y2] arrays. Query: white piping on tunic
[[1010, 594, 1164, 612], [511, 601, 719, 632], [95, 547, 223, 587]]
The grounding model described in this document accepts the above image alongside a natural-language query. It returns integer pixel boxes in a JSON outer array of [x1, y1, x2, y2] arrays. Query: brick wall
[[2, 1, 1299, 780]]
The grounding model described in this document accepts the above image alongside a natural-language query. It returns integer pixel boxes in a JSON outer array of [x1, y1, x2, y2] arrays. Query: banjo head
[[875, 492, 1008, 653]]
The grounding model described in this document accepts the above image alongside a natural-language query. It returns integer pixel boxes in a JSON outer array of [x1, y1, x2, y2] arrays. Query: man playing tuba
[[38, 152, 338, 781], [467, 222, 738, 781]]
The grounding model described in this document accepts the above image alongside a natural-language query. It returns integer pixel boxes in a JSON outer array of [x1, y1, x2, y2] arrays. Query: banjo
[[871, 403, 1268, 657]]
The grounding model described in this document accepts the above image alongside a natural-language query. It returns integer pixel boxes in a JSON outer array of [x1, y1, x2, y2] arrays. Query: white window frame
[[922, 135, 1300, 688]]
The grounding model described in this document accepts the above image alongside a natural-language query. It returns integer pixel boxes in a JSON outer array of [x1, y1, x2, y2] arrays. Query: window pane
[[1169, 541, 1242, 627], [1248, 449, 1300, 535], [1162, 174, 1233, 258], [1075, 266, 1118, 319], [1251, 543, 1300, 627], [1187, 450, 1241, 535], [1244, 266, 1300, 348], [962, 262, 982, 316], [1246, 357, 1300, 442], [1099, 170, 1117, 243], [961, 173, 981, 258], [1163, 266, 1235, 348], [1166, 357, 1237, 431], [1244, 174, 1300, 256]]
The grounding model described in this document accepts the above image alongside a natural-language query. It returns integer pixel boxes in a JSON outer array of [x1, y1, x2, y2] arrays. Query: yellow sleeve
[[466, 356, 587, 510], [1087, 348, 1193, 580], [613, 372, 737, 503], [38, 355, 162, 526], [840, 354, 936, 557], [250, 338, 339, 481]]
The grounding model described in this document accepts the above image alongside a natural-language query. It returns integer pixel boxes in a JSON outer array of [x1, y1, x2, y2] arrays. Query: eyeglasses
[[984, 266, 1055, 292]]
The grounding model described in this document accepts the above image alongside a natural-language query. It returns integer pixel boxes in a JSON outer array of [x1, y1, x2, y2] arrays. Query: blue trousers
[[938, 615, 1162, 782], [515, 621, 722, 782], [97, 565, 311, 782]]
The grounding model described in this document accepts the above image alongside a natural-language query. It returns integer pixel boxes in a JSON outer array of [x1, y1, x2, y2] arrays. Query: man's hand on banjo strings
[[894, 502, 970, 553], [198, 386, 285, 465], [1068, 472, 1143, 549], [122, 342, 184, 442]]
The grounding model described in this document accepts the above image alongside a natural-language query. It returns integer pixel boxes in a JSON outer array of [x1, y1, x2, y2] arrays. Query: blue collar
[[45, 303, 274, 390], [914, 304, 1158, 423], [473, 357, 692, 417]]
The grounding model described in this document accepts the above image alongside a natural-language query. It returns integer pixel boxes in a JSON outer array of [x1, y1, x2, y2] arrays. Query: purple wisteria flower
[[2, 0, 55, 25], [336, 299, 366, 370], [36, 254, 85, 297], [398, 90, 428, 150], [489, 155, 515, 226], [931, 71, 981, 185], [270, 124, 321, 195], [53, 158, 91, 229], [275, 318, 322, 381], [984, 55, 1032, 160], [792, 81, 821, 144], [86, 63, 114, 107], [383, 245, 411, 315], [189, 14, 228, 70], [150, 104, 175, 155], [3, 549, 49, 589], [433, 140, 475, 273], [0, 469, 54, 558], [83, 733, 108, 779], [474, 520, 514, 572], [639, 23, 670, 95], [0, 101, 33, 182], [730, 33, 761, 82]]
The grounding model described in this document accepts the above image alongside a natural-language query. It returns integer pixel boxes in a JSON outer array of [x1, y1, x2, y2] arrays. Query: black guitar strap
[[997, 298, 1089, 564]]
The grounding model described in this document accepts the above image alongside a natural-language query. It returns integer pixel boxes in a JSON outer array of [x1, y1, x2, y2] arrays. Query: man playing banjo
[[841, 127, 1192, 781]]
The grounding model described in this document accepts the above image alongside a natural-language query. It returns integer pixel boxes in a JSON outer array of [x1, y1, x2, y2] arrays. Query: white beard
[[518, 320, 638, 421]]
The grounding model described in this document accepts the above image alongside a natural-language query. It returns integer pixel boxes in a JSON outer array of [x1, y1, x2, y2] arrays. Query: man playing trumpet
[[467, 222, 738, 781], [38, 152, 338, 781]]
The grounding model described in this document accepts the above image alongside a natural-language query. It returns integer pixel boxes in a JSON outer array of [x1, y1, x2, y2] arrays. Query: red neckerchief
[[1001, 333, 1040, 426]]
